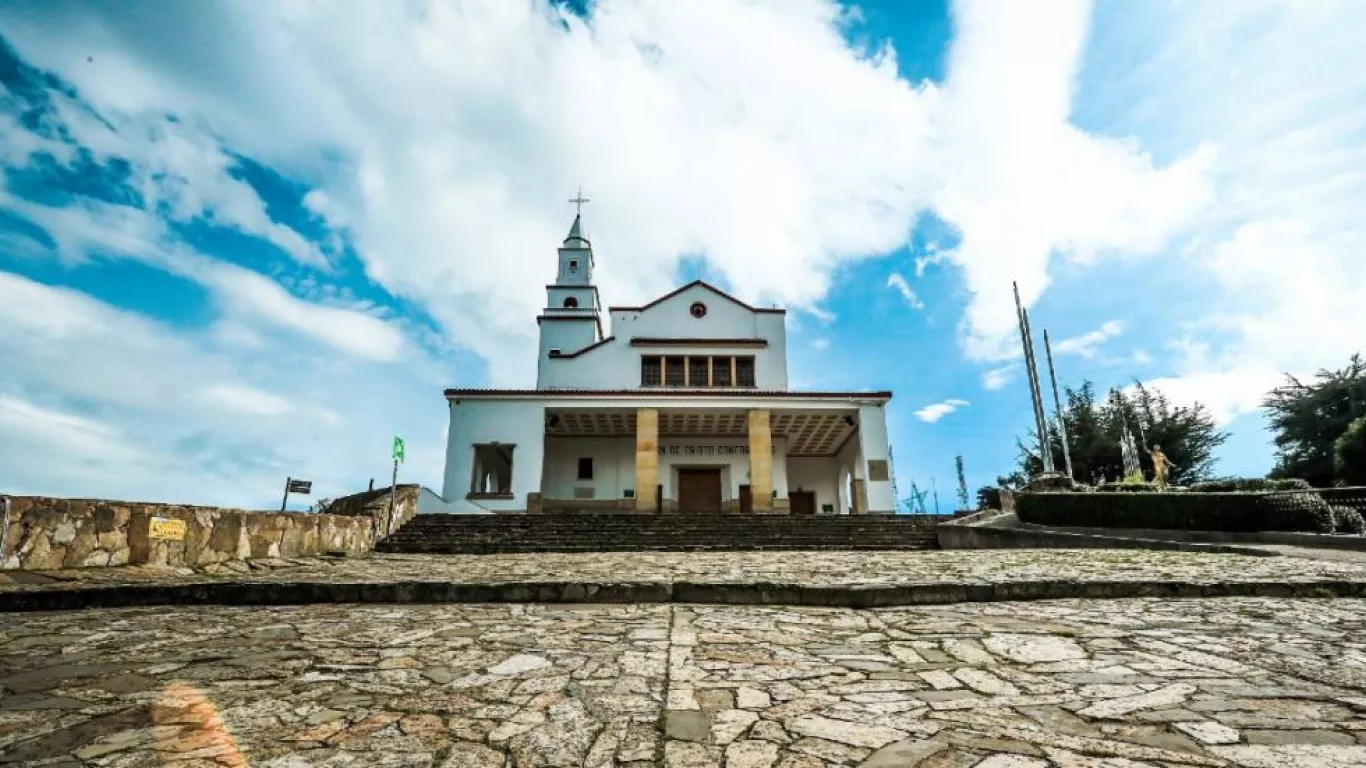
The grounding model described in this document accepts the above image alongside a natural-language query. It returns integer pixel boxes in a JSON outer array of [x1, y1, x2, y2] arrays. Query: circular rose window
[[689, 302, 707, 318]]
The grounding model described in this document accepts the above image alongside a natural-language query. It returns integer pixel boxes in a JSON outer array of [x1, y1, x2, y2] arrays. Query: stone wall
[[323, 484, 420, 540], [0, 496, 375, 571]]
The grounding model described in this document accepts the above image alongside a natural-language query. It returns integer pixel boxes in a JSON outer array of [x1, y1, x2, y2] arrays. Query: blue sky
[[1, 0, 1363, 509]]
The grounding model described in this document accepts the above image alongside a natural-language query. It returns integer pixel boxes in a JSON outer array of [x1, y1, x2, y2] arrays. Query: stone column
[[635, 408, 659, 512], [748, 409, 773, 513], [852, 479, 869, 515]]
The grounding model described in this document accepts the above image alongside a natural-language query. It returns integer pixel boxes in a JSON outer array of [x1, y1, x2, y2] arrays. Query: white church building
[[429, 214, 896, 516]]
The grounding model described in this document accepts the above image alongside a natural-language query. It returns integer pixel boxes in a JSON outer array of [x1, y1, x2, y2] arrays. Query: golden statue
[[1148, 445, 1175, 487]]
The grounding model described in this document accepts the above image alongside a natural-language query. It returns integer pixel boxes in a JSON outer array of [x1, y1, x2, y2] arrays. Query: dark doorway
[[678, 469, 723, 513], [739, 485, 752, 515], [790, 491, 816, 516]]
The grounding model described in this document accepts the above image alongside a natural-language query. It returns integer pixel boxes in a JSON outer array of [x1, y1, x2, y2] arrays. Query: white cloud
[[1078, 2, 1366, 419], [886, 272, 924, 310], [196, 263, 408, 362], [0, 0, 1217, 384], [811, 337, 831, 351], [0, 395, 166, 498], [930, 0, 1216, 362], [1054, 320, 1124, 358], [200, 384, 293, 417], [0, 270, 447, 506], [0, 191, 409, 363], [914, 246, 946, 278], [982, 366, 1014, 391], [914, 398, 970, 423], [0, 0, 1360, 501]]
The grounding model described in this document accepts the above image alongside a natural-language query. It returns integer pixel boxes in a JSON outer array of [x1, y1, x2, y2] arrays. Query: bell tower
[[538, 197, 602, 368]]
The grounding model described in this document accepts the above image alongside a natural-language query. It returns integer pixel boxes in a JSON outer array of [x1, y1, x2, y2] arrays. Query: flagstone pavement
[[5, 549, 1366, 594], [3, 597, 1366, 767]]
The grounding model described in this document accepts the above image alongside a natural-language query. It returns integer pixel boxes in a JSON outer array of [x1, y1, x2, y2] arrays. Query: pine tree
[[1010, 380, 1227, 486], [1265, 354, 1366, 486]]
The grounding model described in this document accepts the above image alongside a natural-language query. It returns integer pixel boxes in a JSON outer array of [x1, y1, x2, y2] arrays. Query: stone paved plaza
[[5, 549, 1366, 595], [3, 596, 1366, 767]]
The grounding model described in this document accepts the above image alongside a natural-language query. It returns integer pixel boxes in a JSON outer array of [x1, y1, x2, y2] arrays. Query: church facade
[[429, 215, 896, 515]]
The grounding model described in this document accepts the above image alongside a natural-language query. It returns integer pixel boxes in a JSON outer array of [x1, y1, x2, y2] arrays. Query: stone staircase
[[376, 512, 942, 554]]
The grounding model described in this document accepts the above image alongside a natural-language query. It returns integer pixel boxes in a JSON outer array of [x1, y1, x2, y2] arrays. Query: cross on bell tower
[[568, 187, 590, 217], [539, 190, 602, 362]]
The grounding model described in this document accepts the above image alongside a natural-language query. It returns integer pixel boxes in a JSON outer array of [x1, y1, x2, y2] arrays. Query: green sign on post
[[392, 436, 406, 463]]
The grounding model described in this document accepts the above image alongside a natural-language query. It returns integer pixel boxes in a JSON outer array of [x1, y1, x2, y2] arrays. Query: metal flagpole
[[388, 459, 398, 536], [281, 477, 291, 513], [1013, 283, 1054, 473], [1021, 308, 1055, 473], [1043, 329, 1075, 480], [387, 436, 405, 539]]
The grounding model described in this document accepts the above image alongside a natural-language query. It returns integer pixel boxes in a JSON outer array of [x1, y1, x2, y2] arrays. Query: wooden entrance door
[[790, 491, 816, 516], [678, 469, 723, 513], [739, 485, 752, 515]]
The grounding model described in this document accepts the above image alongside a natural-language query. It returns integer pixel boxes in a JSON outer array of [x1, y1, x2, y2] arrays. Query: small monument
[[1148, 445, 1176, 488]]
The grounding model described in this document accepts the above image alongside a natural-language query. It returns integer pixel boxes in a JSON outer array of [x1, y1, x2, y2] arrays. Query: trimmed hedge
[[1017, 490, 1336, 533], [1187, 477, 1312, 493], [1333, 506, 1366, 535], [1095, 482, 1166, 493], [1321, 487, 1366, 515]]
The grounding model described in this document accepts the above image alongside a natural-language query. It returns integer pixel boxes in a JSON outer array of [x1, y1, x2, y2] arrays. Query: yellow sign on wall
[[149, 517, 187, 541]]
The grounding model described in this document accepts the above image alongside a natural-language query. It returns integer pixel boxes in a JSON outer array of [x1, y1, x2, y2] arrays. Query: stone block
[[206, 513, 242, 559], [63, 528, 96, 568]]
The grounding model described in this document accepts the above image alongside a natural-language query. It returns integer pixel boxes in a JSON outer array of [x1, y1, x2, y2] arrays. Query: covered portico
[[531, 391, 895, 515]]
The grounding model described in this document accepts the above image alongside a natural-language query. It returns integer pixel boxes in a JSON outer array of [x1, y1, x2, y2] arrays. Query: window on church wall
[[639, 354, 755, 388], [577, 457, 594, 480], [665, 356, 686, 386], [688, 357, 708, 387], [568, 259, 579, 273], [562, 296, 578, 308], [711, 356, 733, 387], [469, 444, 514, 498], [736, 356, 756, 387], [641, 356, 662, 386]]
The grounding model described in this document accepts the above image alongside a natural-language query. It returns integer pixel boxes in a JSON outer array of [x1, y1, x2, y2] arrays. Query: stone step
[[378, 512, 942, 553], [381, 535, 938, 543], [377, 538, 939, 549]]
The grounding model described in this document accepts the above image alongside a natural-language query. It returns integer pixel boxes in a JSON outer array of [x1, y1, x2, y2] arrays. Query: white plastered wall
[[539, 284, 788, 390], [440, 399, 546, 513], [787, 457, 841, 514], [542, 436, 634, 501], [858, 403, 895, 513]]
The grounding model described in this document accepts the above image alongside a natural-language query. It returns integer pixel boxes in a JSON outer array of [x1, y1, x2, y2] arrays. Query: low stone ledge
[[937, 513, 1280, 557], [5, 577, 1366, 612], [1022, 522, 1366, 552]]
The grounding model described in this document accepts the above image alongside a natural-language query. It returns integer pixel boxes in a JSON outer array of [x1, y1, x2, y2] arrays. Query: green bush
[[1188, 477, 1312, 493], [1268, 492, 1335, 533], [1095, 482, 1164, 493], [1017, 490, 1335, 533], [1334, 506, 1366, 535], [976, 486, 1002, 510]]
